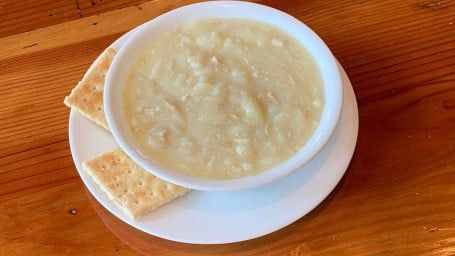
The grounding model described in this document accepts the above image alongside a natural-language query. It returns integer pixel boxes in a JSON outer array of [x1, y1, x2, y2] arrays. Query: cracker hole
[[134, 200, 139, 205], [123, 188, 128, 193], [138, 181, 143, 186], [127, 170, 132, 174]]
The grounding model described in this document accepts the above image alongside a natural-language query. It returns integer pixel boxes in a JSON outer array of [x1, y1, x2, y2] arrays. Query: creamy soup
[[123, 19, 324, 179]]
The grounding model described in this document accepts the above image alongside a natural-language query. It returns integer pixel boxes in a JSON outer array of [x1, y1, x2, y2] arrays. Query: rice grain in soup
[[123, 19, 324, 179]]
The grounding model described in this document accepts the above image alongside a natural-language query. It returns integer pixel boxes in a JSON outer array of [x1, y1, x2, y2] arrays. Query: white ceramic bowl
[[104, 1, 343, 191]]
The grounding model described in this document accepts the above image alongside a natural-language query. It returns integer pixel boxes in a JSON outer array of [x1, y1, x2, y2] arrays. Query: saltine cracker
[[64, 47, 116, 130], [82, 148, 190, 219]]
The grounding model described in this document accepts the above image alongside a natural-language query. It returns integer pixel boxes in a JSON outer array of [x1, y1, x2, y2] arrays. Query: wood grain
[[0, 0, 80, 38], [77, 0, 145, 16], [0, 0, 150, 38], [0, 0, 454, 255]]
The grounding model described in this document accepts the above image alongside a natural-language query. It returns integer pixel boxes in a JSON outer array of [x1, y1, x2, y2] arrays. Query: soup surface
[[123, 19, 324, 179]]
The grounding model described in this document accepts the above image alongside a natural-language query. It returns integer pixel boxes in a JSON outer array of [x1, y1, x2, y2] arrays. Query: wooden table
[[1, 0, 454, 255]]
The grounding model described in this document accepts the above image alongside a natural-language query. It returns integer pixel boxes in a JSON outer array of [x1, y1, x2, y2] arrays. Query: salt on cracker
[[82, 148, 190, 219], [64, 47, 116, 130]]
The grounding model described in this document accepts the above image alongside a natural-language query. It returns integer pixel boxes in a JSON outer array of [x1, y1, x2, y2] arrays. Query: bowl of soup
[[104, 1, 343, 191]]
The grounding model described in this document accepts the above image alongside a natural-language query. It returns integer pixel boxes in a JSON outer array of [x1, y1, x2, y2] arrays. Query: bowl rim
[[104, 0, 343, 191]]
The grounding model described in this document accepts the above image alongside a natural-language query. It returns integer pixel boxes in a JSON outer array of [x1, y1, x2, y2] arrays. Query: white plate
[[68, 27, 358, 244]]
